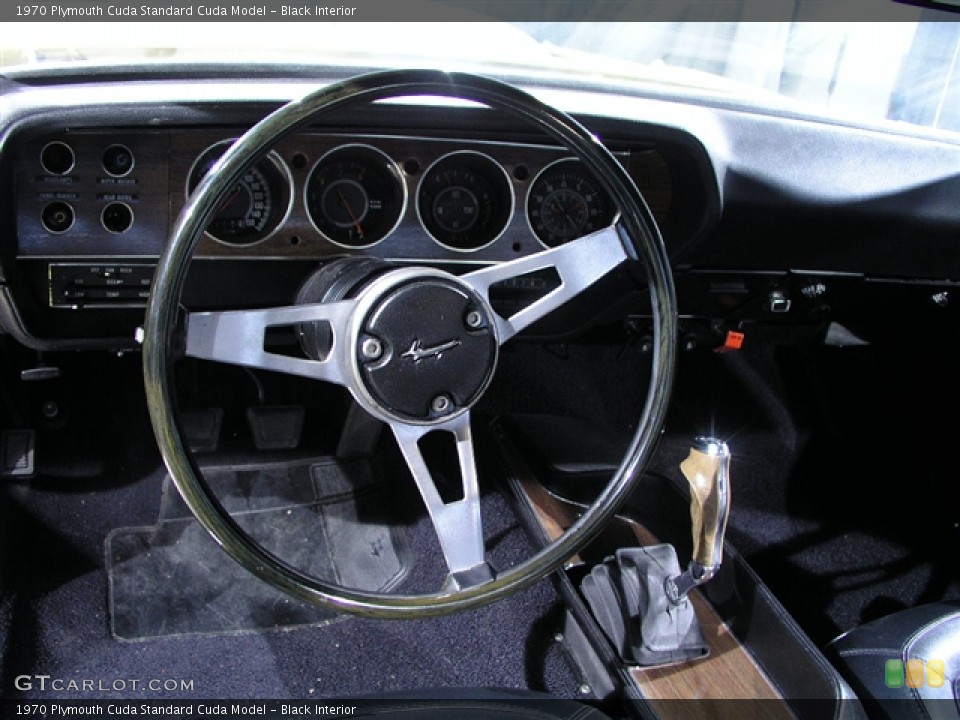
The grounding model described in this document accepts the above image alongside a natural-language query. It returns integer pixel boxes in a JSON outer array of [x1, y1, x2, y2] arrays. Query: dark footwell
[[0, 452, 581, 700]]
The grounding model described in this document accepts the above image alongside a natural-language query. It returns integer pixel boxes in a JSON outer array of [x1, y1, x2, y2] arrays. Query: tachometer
[[305, 144, 405, 249], [187, 140, 292, 246], [526, 158, 614, 248], [417, 151, 513, 252]]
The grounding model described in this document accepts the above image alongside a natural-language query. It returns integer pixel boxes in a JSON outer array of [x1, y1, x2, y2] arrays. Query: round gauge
[[417, 151, 513, 252], [305, 145, 405, 249], [187, 140, 292, 246], [526, 158, 615, 248]]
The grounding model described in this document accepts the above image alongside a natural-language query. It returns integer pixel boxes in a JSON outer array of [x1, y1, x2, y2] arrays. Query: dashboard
[[3, 95, 714, 346], [17, 129, 674, 282], [4, 73, 960, 351]]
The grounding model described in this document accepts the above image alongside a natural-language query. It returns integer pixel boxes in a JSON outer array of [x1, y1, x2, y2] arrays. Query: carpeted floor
[[0, 353, 582, 700], [1, 454, 582, 699]]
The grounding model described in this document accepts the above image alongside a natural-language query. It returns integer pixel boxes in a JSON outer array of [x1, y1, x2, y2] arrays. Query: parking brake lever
[[665, 437, 730, 605]]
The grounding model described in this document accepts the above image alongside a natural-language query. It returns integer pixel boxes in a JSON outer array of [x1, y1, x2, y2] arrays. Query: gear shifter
[[665, 437, 731, 605], [580, 437, 731, 665]]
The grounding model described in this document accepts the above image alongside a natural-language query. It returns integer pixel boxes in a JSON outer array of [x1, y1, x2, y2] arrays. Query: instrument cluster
[[17, 127, 684, 278], [180, 134, 618, 258]]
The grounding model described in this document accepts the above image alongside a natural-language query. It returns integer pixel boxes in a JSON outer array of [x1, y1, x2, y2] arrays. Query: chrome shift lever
[[665, 437, 731, 605]]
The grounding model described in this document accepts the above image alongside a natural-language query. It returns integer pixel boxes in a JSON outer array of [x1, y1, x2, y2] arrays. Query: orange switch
[[714, 330, 745, 354]]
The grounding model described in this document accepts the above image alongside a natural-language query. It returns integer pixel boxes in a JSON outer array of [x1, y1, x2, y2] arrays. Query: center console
[[491, 415, 865, 720]]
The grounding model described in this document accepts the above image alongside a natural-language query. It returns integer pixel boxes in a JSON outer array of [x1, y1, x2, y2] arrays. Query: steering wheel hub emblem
[[402, 338, 462, 363], [352, 271, 498, 424]]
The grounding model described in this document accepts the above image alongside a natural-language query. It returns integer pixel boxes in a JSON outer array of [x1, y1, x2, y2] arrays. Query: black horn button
[[357, 278, 497, 422]]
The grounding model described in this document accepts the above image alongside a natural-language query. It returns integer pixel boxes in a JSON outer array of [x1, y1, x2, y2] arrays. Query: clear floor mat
[[106, 458, 408, 640]]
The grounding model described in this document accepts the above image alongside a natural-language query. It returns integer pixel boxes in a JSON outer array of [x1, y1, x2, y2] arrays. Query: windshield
[[517, 21, 960, 133], [2, 16, 959, 135]]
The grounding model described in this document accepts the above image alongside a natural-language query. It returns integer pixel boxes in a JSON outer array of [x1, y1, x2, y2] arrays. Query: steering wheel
[[142, 69, 677, 619]]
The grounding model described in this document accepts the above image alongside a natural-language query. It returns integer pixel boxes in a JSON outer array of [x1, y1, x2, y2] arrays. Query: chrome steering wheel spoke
[[183, 300, 353, 386], [463, 222, 632, 344], [390, 413, 491, 590]]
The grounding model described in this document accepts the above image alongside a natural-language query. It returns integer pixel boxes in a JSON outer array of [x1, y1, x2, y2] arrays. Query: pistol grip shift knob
[[665, 437, 731, 605], [683, 437, 730, 571]]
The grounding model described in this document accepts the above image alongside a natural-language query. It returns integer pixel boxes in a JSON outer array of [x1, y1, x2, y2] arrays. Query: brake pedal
[[246, 405, 304, 450]]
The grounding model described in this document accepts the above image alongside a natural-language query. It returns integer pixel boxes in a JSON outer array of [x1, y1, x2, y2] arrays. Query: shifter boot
[[582, 544, 708, 666]]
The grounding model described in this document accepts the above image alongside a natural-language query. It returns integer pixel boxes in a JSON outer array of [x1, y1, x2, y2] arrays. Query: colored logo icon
[[885, 658, 946, 688]]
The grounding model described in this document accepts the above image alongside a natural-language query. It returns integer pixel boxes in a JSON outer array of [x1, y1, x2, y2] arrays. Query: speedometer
[[187, 140, 292, 246]]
